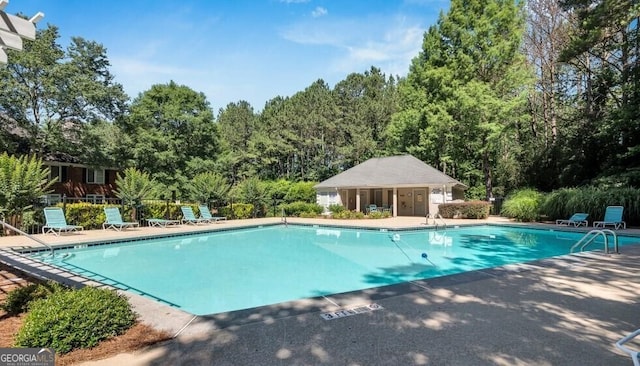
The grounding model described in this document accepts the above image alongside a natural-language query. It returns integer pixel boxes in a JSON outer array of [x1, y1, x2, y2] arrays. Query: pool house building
[[314, 155, 467, 217]]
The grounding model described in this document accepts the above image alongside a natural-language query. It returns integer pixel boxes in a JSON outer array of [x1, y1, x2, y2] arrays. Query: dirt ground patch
[[0, 263, 171, 365]]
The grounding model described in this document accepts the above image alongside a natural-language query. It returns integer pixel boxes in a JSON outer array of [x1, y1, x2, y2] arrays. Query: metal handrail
[[570, 229, 618, 254], [0, 219, 54, 256], [426, 213, 447, 230]]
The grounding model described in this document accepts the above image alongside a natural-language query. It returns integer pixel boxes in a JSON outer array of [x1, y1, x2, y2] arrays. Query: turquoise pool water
[[35, 225, 637, 315]]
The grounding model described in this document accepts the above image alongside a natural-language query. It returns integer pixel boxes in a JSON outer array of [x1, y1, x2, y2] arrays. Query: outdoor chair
[[102, 207, 139, 231], [198, 205, 227, 222], [181, 206, 211, 224], [146, 218, 181, 228], [42, 207, 84, 236], [616, 328, 640, 366], [367, 204, 378, 214], [593, 205, 626, 229], [555, 213, 589, 227]]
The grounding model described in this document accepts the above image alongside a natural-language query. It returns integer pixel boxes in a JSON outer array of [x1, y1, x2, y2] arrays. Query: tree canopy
[[1, 0, 639, 201]]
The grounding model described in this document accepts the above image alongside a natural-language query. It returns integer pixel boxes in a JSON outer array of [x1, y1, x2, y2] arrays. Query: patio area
[[1, 216, 639, 365]]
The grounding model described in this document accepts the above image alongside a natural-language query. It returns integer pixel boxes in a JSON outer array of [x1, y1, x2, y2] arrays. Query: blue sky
[[11, 0, 448, 112]]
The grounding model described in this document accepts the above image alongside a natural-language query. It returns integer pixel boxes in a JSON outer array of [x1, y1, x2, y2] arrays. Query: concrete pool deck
[[1, 216, 640, 365]]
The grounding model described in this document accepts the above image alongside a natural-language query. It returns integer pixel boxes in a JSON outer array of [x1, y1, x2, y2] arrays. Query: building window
[[49, 166, 61, 182], [86, 169, 105, 184]]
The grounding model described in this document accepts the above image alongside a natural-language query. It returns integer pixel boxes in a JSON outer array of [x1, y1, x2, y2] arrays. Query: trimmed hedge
[[332, 210, 366, 219], [368, 211, 391, 219], [281, 201, 323, 217], [219, 203, 254, 219], [61, 203, 105, 229], [438, 201, 491, 219], [57, 202, 182, 229], [15, 287, 136, 354]]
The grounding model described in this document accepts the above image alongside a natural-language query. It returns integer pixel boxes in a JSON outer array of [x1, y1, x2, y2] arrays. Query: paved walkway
[[1, 217, 639, 365]]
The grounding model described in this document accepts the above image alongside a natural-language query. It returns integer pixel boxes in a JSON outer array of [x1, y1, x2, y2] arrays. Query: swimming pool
[[33, 224, 637, 315]]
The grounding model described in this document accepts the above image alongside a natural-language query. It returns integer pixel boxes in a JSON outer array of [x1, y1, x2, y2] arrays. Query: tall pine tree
[[387, 0, 532, 198]]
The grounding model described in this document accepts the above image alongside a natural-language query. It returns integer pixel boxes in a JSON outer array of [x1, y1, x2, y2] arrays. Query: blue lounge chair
[[555, 213, 589, 227], [103, 207, 139, 231], [198, 205, 227, 222], [42, 207, 84, 236], [593, 206, 626, 229], [181, 206, 210, 224]]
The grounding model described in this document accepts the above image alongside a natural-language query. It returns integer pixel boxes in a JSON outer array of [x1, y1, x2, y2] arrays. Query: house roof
[[314, 155, 467, 189]]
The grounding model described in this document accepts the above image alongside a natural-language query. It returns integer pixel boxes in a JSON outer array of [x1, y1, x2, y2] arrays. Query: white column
[[356, 188, 360, 212], [393, 187, 398, 217]]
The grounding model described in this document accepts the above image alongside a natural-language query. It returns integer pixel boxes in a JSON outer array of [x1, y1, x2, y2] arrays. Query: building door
[[359, 190, 369, 212], [413, 189, 427, 217], [374, 189, 382, 207]]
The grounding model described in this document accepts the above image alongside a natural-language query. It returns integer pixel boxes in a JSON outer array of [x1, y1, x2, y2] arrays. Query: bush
[[328, 204, 345, 214], [368, 211, 391, 219], [140, 201, 182, 221], [60, 203, 105, 229], [281, 201, 323, 217], [15, 287, 136, 354], [332, 210, 366, 219], [1, 282, 65, 315], [284, 182, 317, 203], [539, 186, 640, 225], [438, 201, 491, 219], [219, 203, 254, 219], [500, 189, 543, 222]]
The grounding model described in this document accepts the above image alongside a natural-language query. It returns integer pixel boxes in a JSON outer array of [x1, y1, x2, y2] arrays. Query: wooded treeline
[[1, 0, 638, 199]]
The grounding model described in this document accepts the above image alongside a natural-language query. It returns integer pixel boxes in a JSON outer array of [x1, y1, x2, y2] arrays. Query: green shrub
[[1, 282, 66, 315], [500, 189, 543, 222], [332, 210, 366, 219], [299, 211, 319, 218], [59, 203, 104, 229], [368, 211, 391, 219], [220, 203, 254, 219], [328, 204, 345, 214], [281, 201, 323, 217], [141, 201, 182, 220], [539, 186, 640, 225], [284, 181, 317, 203], [15, 287, 136, 354], [438, 201, 491, 219]]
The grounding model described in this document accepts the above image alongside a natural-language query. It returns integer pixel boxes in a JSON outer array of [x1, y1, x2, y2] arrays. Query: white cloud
[[281, 15, 426, 77], [111, 58, 192, 76], [312, 7, 328, 18]]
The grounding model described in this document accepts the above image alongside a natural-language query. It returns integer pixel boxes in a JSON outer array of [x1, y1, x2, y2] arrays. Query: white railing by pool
[[570, 229, 619, 254], [0, 219, 55, 256]]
